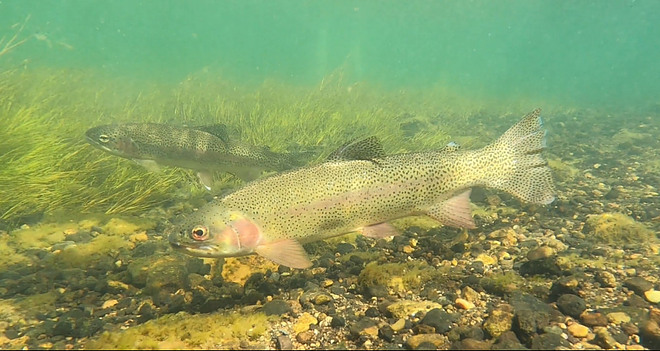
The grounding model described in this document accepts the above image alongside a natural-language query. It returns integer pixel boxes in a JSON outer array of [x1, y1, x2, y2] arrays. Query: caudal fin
[[489, 109, 556, 205]]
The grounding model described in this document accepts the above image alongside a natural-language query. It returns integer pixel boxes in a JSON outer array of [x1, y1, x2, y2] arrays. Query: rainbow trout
[[86, 123, 301, 190], [169, 109, 555, 268]]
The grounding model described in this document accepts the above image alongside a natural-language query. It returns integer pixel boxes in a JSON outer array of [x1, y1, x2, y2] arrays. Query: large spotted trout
[[86, 123, 303, 190], [169, 109, 555, 268]]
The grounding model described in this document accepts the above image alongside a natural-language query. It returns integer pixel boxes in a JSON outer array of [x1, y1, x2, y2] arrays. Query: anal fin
[[134, 159, 161, 172], [254, 238, 312, 269], [425, 189, 476, 229], [231, 167, 263, 182], [360, 222, 400, 239]]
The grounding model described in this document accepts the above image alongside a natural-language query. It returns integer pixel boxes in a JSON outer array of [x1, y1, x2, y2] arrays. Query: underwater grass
[[0, 15, 30, 59], [0, 65, 569, 228]]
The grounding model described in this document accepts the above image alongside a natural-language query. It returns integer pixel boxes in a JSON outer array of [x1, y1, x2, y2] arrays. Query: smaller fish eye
[[191, 225, 209, 241], [99, 134, 110, 143]]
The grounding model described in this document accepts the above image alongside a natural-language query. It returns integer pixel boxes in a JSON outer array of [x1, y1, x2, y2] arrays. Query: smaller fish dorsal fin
[[193, 124, 231, 143], [326, 136, 386, 162]]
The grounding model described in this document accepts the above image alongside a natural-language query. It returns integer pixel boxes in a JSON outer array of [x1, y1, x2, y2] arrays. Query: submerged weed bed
[[0, 66, 553, 228]]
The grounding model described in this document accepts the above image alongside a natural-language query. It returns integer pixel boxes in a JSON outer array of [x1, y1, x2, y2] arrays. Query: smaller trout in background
[[169, 109, 556, 269], [85, 123, 305, 190]]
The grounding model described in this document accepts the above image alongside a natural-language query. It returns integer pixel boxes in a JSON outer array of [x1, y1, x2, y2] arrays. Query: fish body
[[169, 109, 555, 268], [85, 123, 300, 189]]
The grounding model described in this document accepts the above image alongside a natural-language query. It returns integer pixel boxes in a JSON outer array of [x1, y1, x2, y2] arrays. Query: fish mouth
[[85, 135, 97, 145], [168, 231, 219, 257], [168, 231, 186, 249]]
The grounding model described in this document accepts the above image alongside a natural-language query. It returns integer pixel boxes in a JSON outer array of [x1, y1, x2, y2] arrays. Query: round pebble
[[455, 298, 475, 310], [607, 312, 631, 324], [556, 294, 587, 318], [567, 323, 590, 338], [527, 246, 556, 261], [596, 271, 617, 288], [644, 290, 660, 304], [390, 318, 406, 332], [101, 299, 118, 309]]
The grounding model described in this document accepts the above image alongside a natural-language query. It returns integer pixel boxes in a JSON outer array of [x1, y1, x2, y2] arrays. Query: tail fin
[[489, 109, 556, 205]]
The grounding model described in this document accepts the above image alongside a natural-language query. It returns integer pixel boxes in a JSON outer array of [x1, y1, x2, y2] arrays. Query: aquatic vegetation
[[358, 261, 440, 295], [481, 271, 526, 296], [547, 158, 582, 182], [0, 69, 193, 226], [390, 216, 444, 232], [86, 310, 275, 349], [7, 222, 70, 250], [101, 217, 156, 236], [584, 212, 655, 245], [0, 215, 160, 271], [0, 238, 28, 269], [48, 235, 132, 269], [220, 256, 280, 285], [0, 65, 563, 228], [0, 15, 30, 59]]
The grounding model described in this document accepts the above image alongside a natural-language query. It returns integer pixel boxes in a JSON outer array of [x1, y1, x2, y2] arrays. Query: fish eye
[[99, 134, 110, 143], [191, 225, 209, 241]]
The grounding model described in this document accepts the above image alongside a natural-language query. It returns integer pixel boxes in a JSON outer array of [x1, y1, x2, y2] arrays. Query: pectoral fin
[[254, 238, 312, 269], [134, 159, 161, 172], [196, 171, 214, 191], [425, 189, 476, 229], [360, 222, 400, 239]]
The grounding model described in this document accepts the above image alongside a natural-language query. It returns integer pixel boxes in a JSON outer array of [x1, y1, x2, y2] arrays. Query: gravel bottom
[[1, 109, 658, 350]]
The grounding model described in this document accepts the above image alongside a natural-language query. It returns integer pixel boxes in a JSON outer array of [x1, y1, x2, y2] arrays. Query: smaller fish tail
[[487, 109, 556, 205]]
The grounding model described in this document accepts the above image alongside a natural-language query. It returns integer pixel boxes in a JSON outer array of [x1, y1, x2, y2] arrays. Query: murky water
[[1, 1, 659, 350]]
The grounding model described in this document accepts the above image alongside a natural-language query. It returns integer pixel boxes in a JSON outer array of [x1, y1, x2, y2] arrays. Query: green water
[[3, 2, 660, 349], [2, 0, 659, 108]]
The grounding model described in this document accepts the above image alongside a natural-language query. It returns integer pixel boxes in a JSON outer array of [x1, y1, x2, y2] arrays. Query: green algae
[[358, 261, 441, 295], [86, 310, 275, 350], [0, 215, 156, 271], [481, 271, 526, 296], [0, 235, 28, 269], [584, 212, 655, 245], [9, 223, 72, 250], [338, 251, 380, 264], [15, 292, 58, 317], [48, 235, 131, 269], [101, 217, 156, 236], [391, 216, 444, 232], [547, 158, 582, 181], [0, 222, 75, 270], [47, 215, 159, 269]]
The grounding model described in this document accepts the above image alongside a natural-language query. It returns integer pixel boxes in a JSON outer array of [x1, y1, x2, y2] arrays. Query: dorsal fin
[[326, 136, 386, 162], [193, 124, 231, 143]]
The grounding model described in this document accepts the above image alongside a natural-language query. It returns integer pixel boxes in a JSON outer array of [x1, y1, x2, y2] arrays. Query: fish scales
[[126, 124, 228, 161], [169, 109, 555, 268], [224, 152, 474, 242], [86, 122, 303, 189]]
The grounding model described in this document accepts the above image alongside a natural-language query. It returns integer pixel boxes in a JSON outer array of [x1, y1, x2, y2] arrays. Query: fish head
[[85, 125, 140, 158], [168, 205, 264, 258]]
